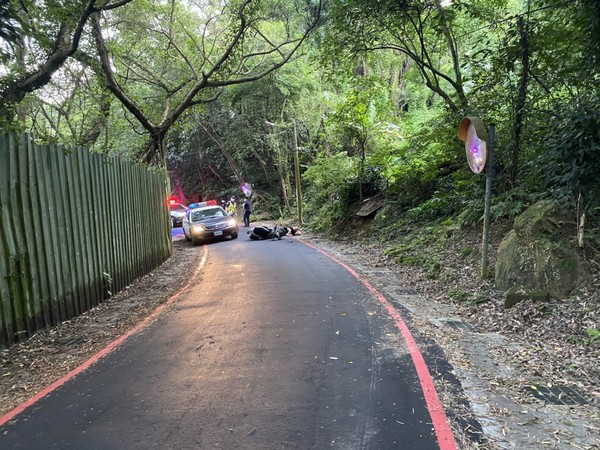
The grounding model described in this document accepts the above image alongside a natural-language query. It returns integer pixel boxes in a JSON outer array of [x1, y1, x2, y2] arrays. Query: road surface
[[0, 231, 456, 449]]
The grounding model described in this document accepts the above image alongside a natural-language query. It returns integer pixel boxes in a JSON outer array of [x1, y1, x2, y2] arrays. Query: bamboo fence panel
[[0, 132, 171, 346]]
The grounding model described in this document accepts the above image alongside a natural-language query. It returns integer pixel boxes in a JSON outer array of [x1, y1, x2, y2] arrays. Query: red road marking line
[[302, 241, 458, 450], [0, 246, 208, 427]]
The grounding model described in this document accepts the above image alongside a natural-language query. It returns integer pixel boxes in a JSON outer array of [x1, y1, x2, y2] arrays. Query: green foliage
[[449, 288, 470, 303], [458, 186, 541, 226], [2, 0, 599, 242], [461, 246, 475, 257], [489, 188, 540, 221], [380, 224, 448, 268], [302, 152, 357, 229], [343, 165, 387, 204], [405, 194, 454, 221], [165, 56, 329, 212], [327, 76, 393, 152], [540, 91, 600, 210], [448, 288, 489, 305], [585, 328, 600, 346], [426, 261, 442, 279], [373, 107, 469, 211]]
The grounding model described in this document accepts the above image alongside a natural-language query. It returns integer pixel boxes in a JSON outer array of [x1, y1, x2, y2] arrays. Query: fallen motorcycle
[[248, 225, 287, 240]]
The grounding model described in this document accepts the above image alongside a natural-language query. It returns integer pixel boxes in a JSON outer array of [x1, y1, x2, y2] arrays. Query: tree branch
[[0, 0, 133, 123], [92, 14, 159, 134]]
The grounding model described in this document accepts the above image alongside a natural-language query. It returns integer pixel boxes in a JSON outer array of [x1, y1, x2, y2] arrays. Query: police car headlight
[[227, 218, 236, 227]]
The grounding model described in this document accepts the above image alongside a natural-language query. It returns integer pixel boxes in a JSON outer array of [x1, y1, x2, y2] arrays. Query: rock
[[356, 194, 386, 218], [513, 199, 562, 238], [495, 200, 585, 301], [504, 286, 550, 308]]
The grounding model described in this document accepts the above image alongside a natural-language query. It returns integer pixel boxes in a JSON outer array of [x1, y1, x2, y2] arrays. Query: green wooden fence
[[0, 131, 172, 346]]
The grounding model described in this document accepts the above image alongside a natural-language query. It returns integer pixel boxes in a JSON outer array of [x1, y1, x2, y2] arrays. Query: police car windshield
[[191, 207, 225, 222]]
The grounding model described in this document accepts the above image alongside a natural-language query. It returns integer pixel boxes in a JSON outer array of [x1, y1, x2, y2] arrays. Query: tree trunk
[[510, 15, 530, 188], [142, 131, 168, 168], [358, 140, 366, 203], [280, 176, 290, 211]]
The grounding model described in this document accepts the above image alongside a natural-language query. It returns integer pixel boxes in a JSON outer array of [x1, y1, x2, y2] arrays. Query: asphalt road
[[0, 230, 456, 449]]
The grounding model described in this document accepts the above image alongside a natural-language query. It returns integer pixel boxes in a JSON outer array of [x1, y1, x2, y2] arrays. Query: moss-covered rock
[[504, 286, 550, 308], [495, 200, 585, 302], [513, 199, 563, 239]]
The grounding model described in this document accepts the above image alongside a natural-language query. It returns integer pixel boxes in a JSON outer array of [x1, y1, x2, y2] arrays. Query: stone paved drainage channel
[[524, 385, 588, 406], [392, 286, 419, 296], [351, 266, 600, 449]]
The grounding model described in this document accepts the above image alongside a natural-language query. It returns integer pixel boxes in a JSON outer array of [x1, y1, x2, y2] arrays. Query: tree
[[321, 0, 484, 112], [328, 76, 391, 202], [90, 0, 322, 166], [166, 63, 314, 213], [0, 0, 133, 126], [16, 60, 113, 146]]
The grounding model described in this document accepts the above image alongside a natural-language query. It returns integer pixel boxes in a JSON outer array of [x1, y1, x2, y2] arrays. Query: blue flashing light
[[187, 199, 217, 209]]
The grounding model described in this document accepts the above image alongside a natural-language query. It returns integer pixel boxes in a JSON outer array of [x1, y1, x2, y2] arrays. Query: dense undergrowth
[[309, 193, 600, 307]]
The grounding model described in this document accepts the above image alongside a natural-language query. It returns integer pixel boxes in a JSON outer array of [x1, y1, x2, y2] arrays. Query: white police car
[[170, 202, 187, 227], [182, 200, 239, 245]]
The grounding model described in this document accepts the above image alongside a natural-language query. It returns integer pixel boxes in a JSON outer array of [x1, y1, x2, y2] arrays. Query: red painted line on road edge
[[302, 241, 457, 450], [0, 246, 209, 427]]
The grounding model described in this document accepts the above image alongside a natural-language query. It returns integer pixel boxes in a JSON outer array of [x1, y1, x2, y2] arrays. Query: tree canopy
[[1, 0, 599, 224]]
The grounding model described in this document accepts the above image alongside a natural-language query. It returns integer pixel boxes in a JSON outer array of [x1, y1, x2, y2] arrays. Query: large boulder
[[495, 200, 584, 303]]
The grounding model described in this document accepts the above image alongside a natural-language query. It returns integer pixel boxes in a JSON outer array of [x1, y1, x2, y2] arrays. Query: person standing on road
[[226, 196, 237, 217], [243, 197, 252, 227]]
